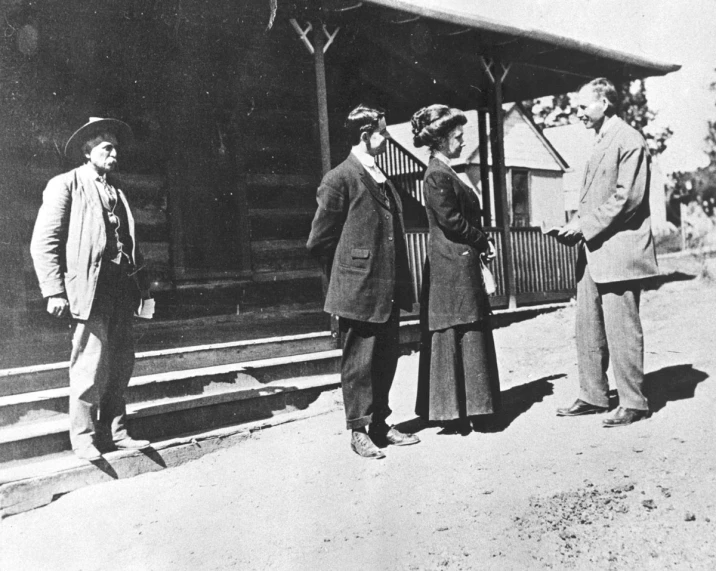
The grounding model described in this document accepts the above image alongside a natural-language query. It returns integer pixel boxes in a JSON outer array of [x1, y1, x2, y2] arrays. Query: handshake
[[541, 219, 583, 247]]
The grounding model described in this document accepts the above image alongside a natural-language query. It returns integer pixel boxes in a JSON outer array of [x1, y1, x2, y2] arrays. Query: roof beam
[[357, 19, 482, 102]]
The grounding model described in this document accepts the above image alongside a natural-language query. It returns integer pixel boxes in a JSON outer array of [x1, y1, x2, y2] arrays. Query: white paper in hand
[[480, 259, 497, 296], [137, 298, 156, 319]]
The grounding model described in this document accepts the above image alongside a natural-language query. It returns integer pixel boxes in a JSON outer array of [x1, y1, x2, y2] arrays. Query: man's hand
[[46, 295, 69, 318], [557, 217, 583, 246]]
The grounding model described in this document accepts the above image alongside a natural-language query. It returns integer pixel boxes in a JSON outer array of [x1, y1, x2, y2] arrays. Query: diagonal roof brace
[[289, 19, 340, 55], [481, 56, 511, 84]]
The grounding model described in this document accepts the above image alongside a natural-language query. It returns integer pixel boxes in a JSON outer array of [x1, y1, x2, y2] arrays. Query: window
[[511, 170, 530, 227]]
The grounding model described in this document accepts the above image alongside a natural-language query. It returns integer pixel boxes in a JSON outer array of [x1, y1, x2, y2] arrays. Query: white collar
[[351, 147, 387, 183], [352, 146, 378, 168]]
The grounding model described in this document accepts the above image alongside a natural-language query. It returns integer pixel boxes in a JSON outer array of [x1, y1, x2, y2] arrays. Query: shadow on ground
[[643, 271, 696, 291], [482, 374, 564, 432], [395, 374, 565, 436], [644, 364, 709, 414]]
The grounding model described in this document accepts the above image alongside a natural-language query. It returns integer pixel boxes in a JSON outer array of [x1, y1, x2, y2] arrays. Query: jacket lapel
[[348, 153, 391, 210], [385, 178, 402, 214], [77, 167, 105, 218], [580, 118, 625, 200]]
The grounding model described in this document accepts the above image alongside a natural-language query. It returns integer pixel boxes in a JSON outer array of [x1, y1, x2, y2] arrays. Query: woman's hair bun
[[409, 104, 467, 151]]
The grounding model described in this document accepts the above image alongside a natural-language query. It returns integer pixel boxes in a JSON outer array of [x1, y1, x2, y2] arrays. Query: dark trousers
[[576, 261, 648, 411], [339, 305, 400, 430], [69, 261, 136, 450]]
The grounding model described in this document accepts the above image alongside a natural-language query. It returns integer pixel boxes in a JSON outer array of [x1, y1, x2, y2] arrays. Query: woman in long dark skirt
[[411, 104, 501, 434]]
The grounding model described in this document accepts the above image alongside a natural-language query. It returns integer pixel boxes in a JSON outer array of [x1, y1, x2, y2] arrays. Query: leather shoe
[[556, 399, 608, 417], [603, 407, 649, 427], [350, 431, 385, 459], [113, 437, 151, 450], [438, 419, 472, 436], [370, 426, 420, 447], [73, 444, 103, 461]]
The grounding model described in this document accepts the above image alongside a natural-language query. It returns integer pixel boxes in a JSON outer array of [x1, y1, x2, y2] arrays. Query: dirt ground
[[1, 254, 715, 571]]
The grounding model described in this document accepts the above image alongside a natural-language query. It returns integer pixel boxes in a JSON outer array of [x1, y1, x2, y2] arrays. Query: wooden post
[[313, 24, 332, 176], [489, 61, 517, 309], [477, 108, 492, 227], [311, 22, 340, 342]]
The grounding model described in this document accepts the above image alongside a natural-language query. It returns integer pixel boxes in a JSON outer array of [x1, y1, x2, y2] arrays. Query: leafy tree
[[667, 74, 716, 218], [523, 80, 672, 156]]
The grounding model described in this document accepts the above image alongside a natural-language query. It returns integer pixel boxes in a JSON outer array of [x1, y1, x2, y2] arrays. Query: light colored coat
[[578, 117, 658, 283], [30, 165, 146, 320]]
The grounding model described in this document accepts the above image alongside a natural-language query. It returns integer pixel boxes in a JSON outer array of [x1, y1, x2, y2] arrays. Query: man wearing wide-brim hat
[[31, 117, 153, 461]]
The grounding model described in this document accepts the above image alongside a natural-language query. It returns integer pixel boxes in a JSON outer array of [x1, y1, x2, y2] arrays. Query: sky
[[416, 0, 716, 175]]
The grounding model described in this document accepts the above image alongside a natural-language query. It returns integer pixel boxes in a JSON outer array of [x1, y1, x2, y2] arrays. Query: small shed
[[389, 104, 570, 228]]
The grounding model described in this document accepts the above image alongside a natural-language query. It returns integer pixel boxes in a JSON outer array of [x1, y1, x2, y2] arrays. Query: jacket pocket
[[339, 248, 371, 271]]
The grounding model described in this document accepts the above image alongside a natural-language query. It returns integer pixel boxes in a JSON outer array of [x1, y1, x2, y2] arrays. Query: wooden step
[[0, 322, 422, 463], [0, 392, 342, 518], [0, 331, 335, 398], [0, 351, 343, 463]]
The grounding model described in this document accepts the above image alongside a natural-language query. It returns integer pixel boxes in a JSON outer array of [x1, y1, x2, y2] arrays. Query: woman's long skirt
[[416, 320, 501, 422]]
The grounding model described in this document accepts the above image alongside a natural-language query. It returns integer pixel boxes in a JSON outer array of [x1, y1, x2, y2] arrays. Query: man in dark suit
[[557, 78, 659, 427], [307, 105, 420, 458]]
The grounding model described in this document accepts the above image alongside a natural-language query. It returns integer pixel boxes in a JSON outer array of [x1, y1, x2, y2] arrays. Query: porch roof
[[334, 0, 680, 104]]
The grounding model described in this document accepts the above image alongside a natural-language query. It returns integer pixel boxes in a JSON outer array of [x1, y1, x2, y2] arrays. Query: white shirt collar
[[351, 147, 387, 183]]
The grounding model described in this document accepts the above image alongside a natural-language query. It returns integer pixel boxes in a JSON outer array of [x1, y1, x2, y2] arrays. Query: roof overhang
[[362, 0, 680, 79], [303, 0, 680, 112]]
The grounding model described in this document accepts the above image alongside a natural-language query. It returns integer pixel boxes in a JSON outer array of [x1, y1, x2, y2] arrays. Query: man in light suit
[[557, 78, 658, 427], [31, 118, 152, 460], [307, 104, 420, 458]]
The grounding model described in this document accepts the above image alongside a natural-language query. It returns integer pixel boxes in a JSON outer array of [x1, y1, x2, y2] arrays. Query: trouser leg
[[370, 307, 399, 429], [100, 282, 136, 442], [69, 301, 111, 450], [339, 306, 398, 430], [601, 282, 648, 411], [576, 262, 610, 408]]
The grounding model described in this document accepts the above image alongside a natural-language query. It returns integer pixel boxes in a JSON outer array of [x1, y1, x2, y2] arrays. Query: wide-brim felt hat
[[64, 117, 134, 164]]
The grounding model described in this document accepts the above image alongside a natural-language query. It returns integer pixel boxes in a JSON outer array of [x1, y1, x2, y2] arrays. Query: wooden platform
[[0, 303, 568, 518]]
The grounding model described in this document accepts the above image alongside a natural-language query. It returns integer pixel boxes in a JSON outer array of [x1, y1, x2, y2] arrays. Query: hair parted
[[345, 104, 386, 145], [582, 77, 618, 114], [410, 104, 467, 151]]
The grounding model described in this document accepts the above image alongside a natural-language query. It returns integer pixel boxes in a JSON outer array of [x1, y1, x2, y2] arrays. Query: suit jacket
[[422, 158, 491, 331], [306, 153, 415, 323], [31, 165, 149, 320], [578, 117, 658, 283]]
